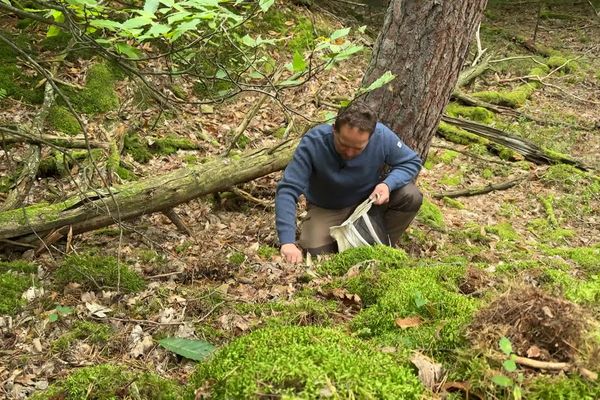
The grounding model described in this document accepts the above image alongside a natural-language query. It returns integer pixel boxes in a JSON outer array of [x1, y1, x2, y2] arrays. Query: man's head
[[333, 101, 377, 160]]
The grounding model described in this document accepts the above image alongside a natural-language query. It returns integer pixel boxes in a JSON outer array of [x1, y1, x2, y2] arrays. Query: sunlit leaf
[[503, 359, 517, 372], [291, 51, 307, 73], [144, 23, 171, 37], [123, 15, 154, 29], [492, 375, 513, 387], [359, 70, 395, 95], [330, 27, 350, 41], [144, 0, 160, 15], [499, 336, 513, 355], [114, 42, 142, 58], [259, 0, 274, 12], [158, 337, 215, 361], [90, 19, 123, 30]]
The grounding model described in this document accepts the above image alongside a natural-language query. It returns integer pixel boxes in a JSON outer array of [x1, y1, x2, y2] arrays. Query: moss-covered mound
[[52, 320, 113, 353], [71, 63, 120, 114], [350, 264, 479, 351], [0, 33, 44, 104], [47, 105, 81, 135], [526, 375, 600, 400], [416, 198, 445, 230], [54, 253, 145, 293], [30, 364, 182, 400], [0, 260, 38, 315], [186, 326, 422, 399], [318, 245, 408, 276]]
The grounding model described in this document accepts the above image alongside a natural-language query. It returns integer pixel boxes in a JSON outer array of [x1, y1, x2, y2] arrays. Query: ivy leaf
[[330, 27, 350, 41], [499, 336, 513, 355], [492, 375, 513, 387], [144, 0, 160, 15], [259, 0, 274, 12], [291, 51, 307, 73], [503, 359, 517, 372], [158, 337, 215, 361]]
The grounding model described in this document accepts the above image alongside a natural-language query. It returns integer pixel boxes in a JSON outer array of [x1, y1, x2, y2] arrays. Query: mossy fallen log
[[0, 139, 297, 248], [441, 115, 588, 170]]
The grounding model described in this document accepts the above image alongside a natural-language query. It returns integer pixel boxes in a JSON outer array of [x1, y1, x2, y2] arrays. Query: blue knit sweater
[[275, 122, 422, 245]]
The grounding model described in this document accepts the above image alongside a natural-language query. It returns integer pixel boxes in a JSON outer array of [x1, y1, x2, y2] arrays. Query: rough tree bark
[[362, 0, 488, 159]]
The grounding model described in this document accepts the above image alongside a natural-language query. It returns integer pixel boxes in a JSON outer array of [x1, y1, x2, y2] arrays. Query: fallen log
[[0, 127, 109, 149], [0, 139, 297, 247], [440, 115, 588, 170]]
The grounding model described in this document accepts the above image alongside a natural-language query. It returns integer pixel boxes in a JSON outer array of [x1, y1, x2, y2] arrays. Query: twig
[[587, 0, 600, 18], [231, 187, 273, 209], [513, 355, 569, 370], [471, 23, 487, 67], [163, 208, 193, 236], [223, 93, 269, 156], [433, 178, 525, 199]]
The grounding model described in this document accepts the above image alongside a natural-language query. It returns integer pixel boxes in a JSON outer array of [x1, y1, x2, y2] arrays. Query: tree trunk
[[362, 0, 488, 159], [0, 140, 297, 247]]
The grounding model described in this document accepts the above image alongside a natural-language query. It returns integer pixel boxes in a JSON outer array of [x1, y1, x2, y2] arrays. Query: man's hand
[[281, 243, 303, 264], [369, 183, 390, 205]]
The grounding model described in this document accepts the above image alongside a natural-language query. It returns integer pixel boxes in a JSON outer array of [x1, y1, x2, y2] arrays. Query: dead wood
[[433, 177, 525, 199], [0, 129, 109, 149]]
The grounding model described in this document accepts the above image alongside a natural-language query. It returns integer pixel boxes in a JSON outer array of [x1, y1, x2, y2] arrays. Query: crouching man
[[275, 101, 423, 264]]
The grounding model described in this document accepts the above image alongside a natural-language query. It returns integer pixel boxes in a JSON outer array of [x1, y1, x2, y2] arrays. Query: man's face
[[333, 124, 371, 160]]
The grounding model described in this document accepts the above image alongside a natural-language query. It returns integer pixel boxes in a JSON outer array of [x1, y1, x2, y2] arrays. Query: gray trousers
[[298, 182, 423, 255]]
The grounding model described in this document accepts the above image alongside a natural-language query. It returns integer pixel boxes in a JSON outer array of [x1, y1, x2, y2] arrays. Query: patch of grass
[[47, 105, 81, 135], [257, 245, 278, 260], [0, 271, 34, 316], [52, 320, 113, 353], [0, 260, 37, 274], [544, 245, 600, 275], [527, 218, 574, 244], [350, 264, 479, 352], [54, 253, 145, 293], [186, 326, 423, 399], [541, 269, 600, 308], [30, 364, 182, 400], [318, 245, 408, 276], [417, 198, 445, 230]]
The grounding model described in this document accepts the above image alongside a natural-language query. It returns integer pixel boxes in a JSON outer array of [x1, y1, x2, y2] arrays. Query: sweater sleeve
[[275, 136, 314, 244], [380, 125, 422, 191]]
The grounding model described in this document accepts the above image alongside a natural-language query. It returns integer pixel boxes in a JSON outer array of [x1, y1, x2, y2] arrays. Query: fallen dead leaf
[[395, 316, 424, 329], [85, 302, 112, 318], [410, 352, 444, 391], [527, 345, 542, 358]]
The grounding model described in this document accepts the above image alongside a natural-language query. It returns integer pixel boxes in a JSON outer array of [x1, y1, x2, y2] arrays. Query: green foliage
[[0, 260, 37, 274], [0, 271, 33, 316], [52, 320, 113, 353], [54, 253, 145, 293], [124, 132, 153, 163], [541, 269, 600, 307], [186, 326, 423, 399], [445, 103, 495, 124], [0, 36, 44, 104], [246, 297, 339, 327], [350, 264, 479, 351], [71, 64, 119, 114], [318, 245, 408, 276], [48, 305, 74, 322], [417, 198, 445, 230], [440, 172, 463, 186], [30, 364, 182, 400], [153, 135, 198, 155], [443, 196, 465, 209], [47, 106, 81, 135]]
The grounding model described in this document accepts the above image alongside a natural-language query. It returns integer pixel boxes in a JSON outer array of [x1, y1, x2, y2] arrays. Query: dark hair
[[333, 100, 377, 135]]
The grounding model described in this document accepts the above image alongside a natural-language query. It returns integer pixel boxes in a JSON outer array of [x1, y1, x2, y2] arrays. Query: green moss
[[0, 271, 33, 315], [472, 82, 538, 108], [186, 326, 423, 399], [481, 168, 494, 179], [442, 196, 465, 209], [228, 251, 246, 266], [71, 64, 119, 114], [416, 198, 445, 230], [253, 298, 339, 327], [527, 218, 574, 243], [440, 172, 463, 186], [318, 245, 408, 276], [485, 222, 519, 241], [439, 149, 460, 164], [52, 320, 113, 353], [445, 103, 494, 124], [542, 164, 586, 189], [438, 121, 488, 145], [546, 56, 578, 74], [350, 264, 479, 351], [115, 165, 136, 180], [539, 194, 559, 227], [153, 135, 198, 155], [0, 63, 44, 104], [54, 253, 145, 293], [544, 245, 600, 275], [0, 260, 37, 274], [30, 364, 182, 400], [257, 245, 278, 260], [123, 132, 153, 163], [527, 375, 600, 399]]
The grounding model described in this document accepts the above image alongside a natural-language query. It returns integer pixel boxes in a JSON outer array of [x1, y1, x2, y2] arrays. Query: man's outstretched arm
[[380, 125, 422, 192]]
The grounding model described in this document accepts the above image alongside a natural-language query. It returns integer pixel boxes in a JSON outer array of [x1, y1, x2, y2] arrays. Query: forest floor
[[1, 1, 600, 399]]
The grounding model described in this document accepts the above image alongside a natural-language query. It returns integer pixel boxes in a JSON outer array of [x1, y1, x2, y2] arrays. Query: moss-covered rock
[[54, 253, 145, 293], [71, 63, 119, 114], [416, 198, 445, 230], [350, 264, 479, 351], [318, 245, 408, 276], [186, 326, 423, 399], [52, 320, 113, 353], [47, 105, 81, 135], [30, 364, 182, 400]]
